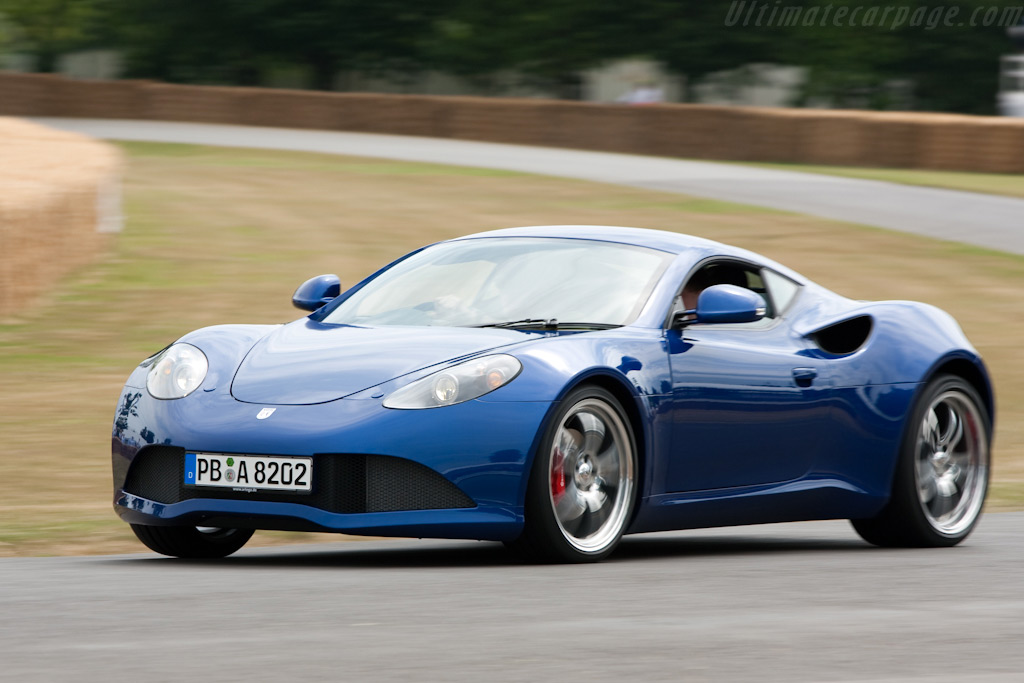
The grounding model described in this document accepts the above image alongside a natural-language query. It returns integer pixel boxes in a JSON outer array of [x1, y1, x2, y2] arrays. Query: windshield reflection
[[322, 237, 672, 328]]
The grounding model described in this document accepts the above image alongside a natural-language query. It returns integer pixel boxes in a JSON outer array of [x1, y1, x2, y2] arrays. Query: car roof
[[453, 225, 720, 255], [452, 225, 810, 284], [452, 225, 811, 286]]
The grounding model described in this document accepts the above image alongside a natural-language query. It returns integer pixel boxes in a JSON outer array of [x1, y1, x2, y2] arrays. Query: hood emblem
[[256, 407, 276, 420]]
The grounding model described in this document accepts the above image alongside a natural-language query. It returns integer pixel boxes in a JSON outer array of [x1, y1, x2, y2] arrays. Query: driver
[[681, 263, 749, 310]]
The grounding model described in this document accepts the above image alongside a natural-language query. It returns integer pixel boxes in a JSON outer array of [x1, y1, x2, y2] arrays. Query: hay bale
[[0, 117, 121, 317], [4, 71, 1024, 173]]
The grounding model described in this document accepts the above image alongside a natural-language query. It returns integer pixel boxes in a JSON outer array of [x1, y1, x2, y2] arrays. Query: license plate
[[185, 453, 313, 493]]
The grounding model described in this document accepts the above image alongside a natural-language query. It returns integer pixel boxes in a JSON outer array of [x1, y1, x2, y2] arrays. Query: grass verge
[[736, 161, 1024, 199]]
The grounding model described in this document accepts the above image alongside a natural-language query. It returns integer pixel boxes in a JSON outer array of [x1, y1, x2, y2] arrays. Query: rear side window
[[762, 269, 801, 315]]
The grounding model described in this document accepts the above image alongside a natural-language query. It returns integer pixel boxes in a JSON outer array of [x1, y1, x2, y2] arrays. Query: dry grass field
[[2, 141, 1021, 557], [740, 161, 1024, 199]]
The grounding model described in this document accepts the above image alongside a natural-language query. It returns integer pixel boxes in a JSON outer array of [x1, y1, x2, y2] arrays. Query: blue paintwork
[[291, 274, 340, 311], [664, 318, 833, 492], [694, 284, 767, 324], [111, 226, 994, 541], [231, 321, 529, 405]]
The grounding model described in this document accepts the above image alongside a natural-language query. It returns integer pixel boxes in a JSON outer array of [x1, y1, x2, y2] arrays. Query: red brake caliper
[[551, 447, 566, 500]]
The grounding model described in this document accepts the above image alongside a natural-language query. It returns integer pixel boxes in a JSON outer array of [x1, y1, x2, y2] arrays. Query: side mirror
[[695, 284, 767, 324], [673, 284, 766, 327], [292, 274, 341, 311]]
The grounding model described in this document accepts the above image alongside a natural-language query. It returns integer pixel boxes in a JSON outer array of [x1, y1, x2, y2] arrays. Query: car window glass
[[353, 261, 493, 319], [762, 269, 801, 315], [323, 238, 672, 327], [676, 260, 775, 324]]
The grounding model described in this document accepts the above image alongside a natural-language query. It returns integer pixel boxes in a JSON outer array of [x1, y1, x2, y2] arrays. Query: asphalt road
[[2, 515, 1022, 682], [34, 117, 1024, 256]]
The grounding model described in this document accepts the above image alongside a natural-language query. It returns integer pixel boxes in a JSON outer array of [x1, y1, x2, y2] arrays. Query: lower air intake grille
[[122, 446, 475, 513]]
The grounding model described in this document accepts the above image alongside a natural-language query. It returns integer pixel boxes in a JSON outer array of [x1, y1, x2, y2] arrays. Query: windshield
[[321, 237, 672, 328]]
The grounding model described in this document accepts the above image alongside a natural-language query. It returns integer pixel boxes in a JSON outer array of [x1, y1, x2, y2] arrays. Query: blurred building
[[0, 50, 927, 112], [1000, 22, 1024, 116], [581, 59, 682, 103], [1, 49, 121, 79], [689, 63, 806, 108], [57, 50, 122, 80]]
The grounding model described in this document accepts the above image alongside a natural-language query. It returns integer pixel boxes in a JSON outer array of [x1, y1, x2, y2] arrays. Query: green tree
[[772, 0, 1016, 113], [639, 0, 789, 86], [110, 0, 446, 89], [34, 0, 1015, 113], [0, 0, 106, 71], [268, 0, 448, 89], [111, 0, 278, 85]]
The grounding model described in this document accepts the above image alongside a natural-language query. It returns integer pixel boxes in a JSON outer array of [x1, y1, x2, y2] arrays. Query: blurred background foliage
[[0, 0, 1019, 113]]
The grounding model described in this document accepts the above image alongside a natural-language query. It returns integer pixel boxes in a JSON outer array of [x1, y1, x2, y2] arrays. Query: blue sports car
[[112, 226, 992, 562]]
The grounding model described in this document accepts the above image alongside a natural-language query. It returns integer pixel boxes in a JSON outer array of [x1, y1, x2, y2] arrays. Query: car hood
[[230, 320, 527, 405]]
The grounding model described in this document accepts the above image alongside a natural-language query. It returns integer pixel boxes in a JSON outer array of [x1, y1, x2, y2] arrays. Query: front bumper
[[112, 385, 553, 542], [115, 493, 523, 541]]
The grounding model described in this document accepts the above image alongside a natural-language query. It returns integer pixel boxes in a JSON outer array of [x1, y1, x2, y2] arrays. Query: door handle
[[792, 367, 817, 387]]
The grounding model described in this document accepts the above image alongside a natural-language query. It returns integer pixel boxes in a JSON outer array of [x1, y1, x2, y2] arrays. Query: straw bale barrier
[[0, 116, 121, 316], [1, 71, 1022, 173], [2, 71, 1023, 173]]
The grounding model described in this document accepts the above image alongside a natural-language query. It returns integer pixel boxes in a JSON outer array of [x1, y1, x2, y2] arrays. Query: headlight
[[383, 354, 522, 409], [146, 343, 209, 399]]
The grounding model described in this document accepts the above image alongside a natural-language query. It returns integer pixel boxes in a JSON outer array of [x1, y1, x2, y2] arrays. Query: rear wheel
[[852, 375, 990, 547], [508, 386, 637, 563], [130, 524, 254, 558]]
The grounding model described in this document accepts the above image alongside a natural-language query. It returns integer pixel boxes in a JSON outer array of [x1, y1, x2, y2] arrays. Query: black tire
[[130, 524, 254, 558], [507, 386, 638, 563], [851, 375, 990, 548]]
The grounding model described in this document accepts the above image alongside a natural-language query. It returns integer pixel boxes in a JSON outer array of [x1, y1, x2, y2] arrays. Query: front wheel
[[852, 375, 990, 548], [131, 524, 254, 558], [508, 386, 638, 563]]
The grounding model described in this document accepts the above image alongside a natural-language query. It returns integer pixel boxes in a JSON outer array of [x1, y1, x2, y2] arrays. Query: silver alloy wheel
[[548, 398, 634, 553], [915, 390, 988, 537]]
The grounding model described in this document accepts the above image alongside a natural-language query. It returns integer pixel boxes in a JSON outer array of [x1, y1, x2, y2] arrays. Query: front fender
[[122, 324, 279, 390]]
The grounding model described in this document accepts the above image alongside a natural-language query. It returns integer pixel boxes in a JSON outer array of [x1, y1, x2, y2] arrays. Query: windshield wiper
[[471, 319, 620, 330], [473, 318, 559, 329]]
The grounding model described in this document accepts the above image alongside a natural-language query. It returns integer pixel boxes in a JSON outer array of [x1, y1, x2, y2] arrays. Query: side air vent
[[810, 315, 873, 355]]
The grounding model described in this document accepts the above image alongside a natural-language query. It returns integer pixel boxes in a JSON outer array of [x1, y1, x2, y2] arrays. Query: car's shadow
[[616, 533, 868, 561], [109, 532, 871, 570]]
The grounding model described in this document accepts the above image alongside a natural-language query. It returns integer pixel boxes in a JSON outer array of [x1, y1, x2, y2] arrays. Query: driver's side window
[[673, 260, 783, 325]]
